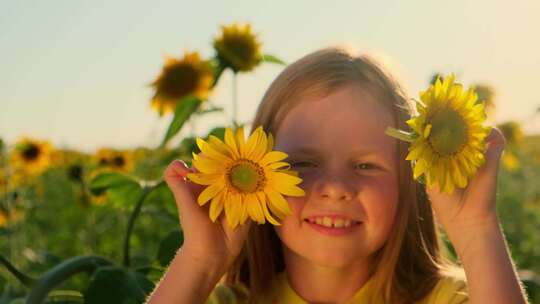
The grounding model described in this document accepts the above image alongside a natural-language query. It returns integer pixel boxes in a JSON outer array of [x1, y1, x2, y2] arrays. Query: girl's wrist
[[443, 213, 502, 261]]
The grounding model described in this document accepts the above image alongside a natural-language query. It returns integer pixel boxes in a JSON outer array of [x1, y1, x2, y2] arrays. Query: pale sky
[[1, 0, 539, 152]]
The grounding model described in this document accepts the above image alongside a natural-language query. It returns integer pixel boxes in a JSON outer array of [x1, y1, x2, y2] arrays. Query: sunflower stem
[[122, 181, 164, 268], [0, 255, 36, 287], [385, 127, 416, 143], [232, 72, 238, 127]]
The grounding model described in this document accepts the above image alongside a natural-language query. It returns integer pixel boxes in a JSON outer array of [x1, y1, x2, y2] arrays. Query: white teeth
[[322, 217, 332, 227], [308, 217, 357, 228]]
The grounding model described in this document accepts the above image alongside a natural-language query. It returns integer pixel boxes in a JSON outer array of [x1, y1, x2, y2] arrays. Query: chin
[[294, 241, 371, 268]]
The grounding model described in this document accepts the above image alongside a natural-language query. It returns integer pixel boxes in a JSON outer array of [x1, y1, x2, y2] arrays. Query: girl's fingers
[[163, 160, 201, 209]]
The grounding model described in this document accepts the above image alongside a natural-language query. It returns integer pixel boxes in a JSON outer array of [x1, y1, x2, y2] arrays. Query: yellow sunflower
[[213, 23, 262, 73], [150, 51, 214, 115], [10, 137, 53, 176], [387, 75, 491, 194], [93, 148, 134, 173], [187, 126, 305, 228]]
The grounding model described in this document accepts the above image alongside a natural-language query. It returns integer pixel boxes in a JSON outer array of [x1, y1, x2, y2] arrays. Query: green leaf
[[83, 266, 154, 304], [157, 229, 184, 267], [89, 172, 142, 208], [177, 136, 197, 157], [89, 172, 140, 196], [262, 54, 286, 65], [207, 127, 226, 141], [210, 58, 226, 87], [26, 256, 114, 304], [160, 96, 201, 148]]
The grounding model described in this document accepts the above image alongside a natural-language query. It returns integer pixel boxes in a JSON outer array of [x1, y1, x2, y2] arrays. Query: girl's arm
[[445, 214, 527, 304], [146, 160, 251, 303], [146, 248, 226, 303], [428, 128, 528, 304]]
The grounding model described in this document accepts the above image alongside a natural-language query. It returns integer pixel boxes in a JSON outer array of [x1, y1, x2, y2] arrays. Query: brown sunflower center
[[228, 160, 266, 193], [428, 109, 468, 155], [111, 155, 126, 168], [160, 64, 199, 98], [22, 144, 40, 161]]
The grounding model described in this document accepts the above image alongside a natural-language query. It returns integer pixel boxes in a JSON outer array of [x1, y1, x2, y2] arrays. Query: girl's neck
[[283, 247, 373, 304]]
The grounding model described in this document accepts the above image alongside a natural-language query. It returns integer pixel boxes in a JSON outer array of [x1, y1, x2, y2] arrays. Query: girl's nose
[[314, 174, 355, 202]]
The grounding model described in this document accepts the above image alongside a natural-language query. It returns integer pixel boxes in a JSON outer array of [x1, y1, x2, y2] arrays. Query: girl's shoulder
[[417, 271, 468, 304]]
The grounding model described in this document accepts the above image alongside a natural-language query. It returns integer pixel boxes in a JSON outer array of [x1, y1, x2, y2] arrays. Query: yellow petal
[[269, 171, 303, 186], [260, 151, 288, 166], [267, 162, 291, 170], [246, 193, 265, 224], [264, 189, 292, 218], [250, 130, 268, 162], [224, 192, 241, 228], [198, 181, 225, 206], [196, 138, 230, 162], [192, 156, 225, 174], [256, 194, 280, 225], [187, 172, 222, 185], [209, 192, 224, 222], [245, 127, 263, 159], [236, 127, 246, 157], [266, 133, 274, 153], [208, 135, 235, 158], [225, 128, 240, 158]]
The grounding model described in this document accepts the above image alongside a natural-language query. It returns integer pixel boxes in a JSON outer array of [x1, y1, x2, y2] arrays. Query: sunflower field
[[1, 23, 540, 304]]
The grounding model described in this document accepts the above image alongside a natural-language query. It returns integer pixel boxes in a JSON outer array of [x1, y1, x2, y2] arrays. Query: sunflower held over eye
[[10, 138, 53, 176], [386, 74, 491, 194], [150, 51, 214, 115], [187, 127, 305, 228], [213, 23, 263, 73]]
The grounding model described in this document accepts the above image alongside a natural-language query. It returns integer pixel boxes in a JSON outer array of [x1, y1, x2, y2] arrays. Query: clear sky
[[1, 0, 539, 152]]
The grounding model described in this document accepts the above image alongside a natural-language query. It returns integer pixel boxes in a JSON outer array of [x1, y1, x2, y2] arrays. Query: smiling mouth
[[303, 218, 362, 229]]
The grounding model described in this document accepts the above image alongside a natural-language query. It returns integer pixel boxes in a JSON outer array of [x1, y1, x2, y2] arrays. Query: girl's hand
[[163, 160, 251, 275], [426, 128, 506, 245]]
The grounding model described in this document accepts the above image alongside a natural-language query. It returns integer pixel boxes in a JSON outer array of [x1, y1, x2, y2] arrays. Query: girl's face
[[274, 85, 399, 268]]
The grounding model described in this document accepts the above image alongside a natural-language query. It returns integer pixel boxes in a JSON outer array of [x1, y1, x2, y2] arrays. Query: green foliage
[[157, 230, 183, 267], [160, 96, 202, 148], [83, 266, 154, 304]]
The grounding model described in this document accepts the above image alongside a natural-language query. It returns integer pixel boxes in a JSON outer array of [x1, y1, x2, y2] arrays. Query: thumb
[[480, 127, 506, 177], [163, 160, 201, 207]]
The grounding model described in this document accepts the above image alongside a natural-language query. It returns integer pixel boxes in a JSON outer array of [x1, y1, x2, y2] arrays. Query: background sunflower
[[213, 23, 262, 73], [9, 137, 53, 176], [150, 51, 214, 116]]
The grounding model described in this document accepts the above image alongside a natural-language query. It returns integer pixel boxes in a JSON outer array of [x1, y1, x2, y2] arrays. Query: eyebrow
[[285, 146, 379, 157]]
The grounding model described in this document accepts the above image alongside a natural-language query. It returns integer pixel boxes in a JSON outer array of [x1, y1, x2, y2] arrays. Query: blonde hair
[[224, 47, 462, 303]]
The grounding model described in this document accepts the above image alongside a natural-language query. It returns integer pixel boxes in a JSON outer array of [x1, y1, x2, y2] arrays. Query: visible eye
[[355, 163, 378, 170], [290, 160, 317, 168]]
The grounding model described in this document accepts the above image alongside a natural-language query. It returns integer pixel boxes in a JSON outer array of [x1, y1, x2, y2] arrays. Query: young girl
[[147, 48, 528, 303]]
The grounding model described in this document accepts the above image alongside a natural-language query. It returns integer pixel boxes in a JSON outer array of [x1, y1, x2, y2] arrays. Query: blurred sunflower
[[387, 75, 491, 194], [501, 151, 520, 171], [0, 170, 7, 197], [9, 138, 53, 176], [497, 121, 524, 147], [93, 148, 134, 173], [187, 126, 305, 228], [472, 84, 496, 118], [0, 207, 24, 227], [214, 23, 262, 73], [150, 51, 214, 116], [0, 209, 7, 227]]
